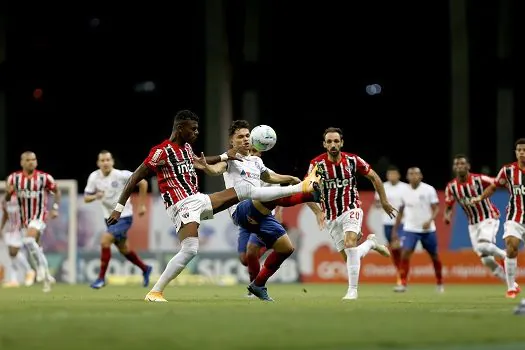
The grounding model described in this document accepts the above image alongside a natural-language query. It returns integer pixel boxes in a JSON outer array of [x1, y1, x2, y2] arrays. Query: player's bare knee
[[239, 253, 248, 266], [246, 244, 260, 257], [401, 250, 412, 259], [505, 237, 520, 258], [101, 233, 114, 248], [8, 247, 19, 257], [344, 231, 359, 248], [117, 243, 129, 255], [178, 222, 200, 242]]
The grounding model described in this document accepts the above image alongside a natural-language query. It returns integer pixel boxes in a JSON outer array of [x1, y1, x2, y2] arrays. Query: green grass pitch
[[1, 283, 525, 350]]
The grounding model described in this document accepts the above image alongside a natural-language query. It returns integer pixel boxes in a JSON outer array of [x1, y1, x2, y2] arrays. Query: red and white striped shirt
[[307, 152, 370, 221], [444, 173, 500, 225], [144, 140, 199, 208], [6, 170, 57, 227], [1, 196, 22, 232], [495, 162, 525, 224]]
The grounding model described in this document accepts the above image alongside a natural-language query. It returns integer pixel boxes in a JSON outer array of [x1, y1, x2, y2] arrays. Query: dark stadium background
[[1, 1, 522, 192]]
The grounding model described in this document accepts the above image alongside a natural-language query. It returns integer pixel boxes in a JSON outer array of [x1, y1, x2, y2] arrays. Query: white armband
[[220, 153, 228, 162], [114, 203, 125, 213]]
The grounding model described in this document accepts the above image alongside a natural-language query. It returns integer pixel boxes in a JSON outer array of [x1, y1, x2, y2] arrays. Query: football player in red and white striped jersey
[[106, 110, 322, 302], [305, 127, 397, 300], [444, 154, 513, 289], [474, 138, 525, 299], [5, 151, 60, 292]]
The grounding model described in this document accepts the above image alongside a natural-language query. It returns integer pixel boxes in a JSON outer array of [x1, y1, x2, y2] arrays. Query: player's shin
[[151, 236, 199, 292], [253, 248, 293, 287], [99, 246, 111, 280], [22, 237, 42, 271], [477, 241, 506, 259], [123, 251, 148, 272], [265, 192, 315, 209], [38, 247, 51, 279], [504, 256, 518, 291], [431, 257, 443, 285], [344, 247, 360, 290], [246, 253, 261, 282], [481, 256, 506, 281], [15, 250, 31, 273]]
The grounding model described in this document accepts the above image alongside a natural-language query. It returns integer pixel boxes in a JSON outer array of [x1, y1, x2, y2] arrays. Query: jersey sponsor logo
[[17, 189, 42, 199], [240, 169, 260, 180], [111, 181, 119, 188], [325, 178, 350, 189], [177, 161, 195, 174], [512, 185, 525, 196]]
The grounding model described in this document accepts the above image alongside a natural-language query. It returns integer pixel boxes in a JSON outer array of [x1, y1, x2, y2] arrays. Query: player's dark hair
[[453, 153, 469, 163], [173, 110, 199, 130], [99, 149, 111, 156], [386, 165, 400, 173], [515, 138, 525, 148], [229, 120, 250, 136], [323, 127, 343, 140]]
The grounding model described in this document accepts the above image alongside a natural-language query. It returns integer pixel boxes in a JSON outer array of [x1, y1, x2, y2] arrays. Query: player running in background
[[473, 138, 525, 300], [393, 167, 444, 293], [106, 110, 321, 302], [84, 150, 152, 289], [204, 120, 322, 301], [374, 165, 409, 285], [5, 151, 60, 292], [444, 154, 515, 289], [306, 127, 396, 300], [0, 195, 35, 287]]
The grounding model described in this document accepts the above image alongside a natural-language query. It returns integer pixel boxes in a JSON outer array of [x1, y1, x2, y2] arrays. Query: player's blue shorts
[[237, 230, 266, 253], [401, 230, 438, 256], [105, 215, 133, 243], [232, 200, 286, 249], [384, 224, 403, 243]]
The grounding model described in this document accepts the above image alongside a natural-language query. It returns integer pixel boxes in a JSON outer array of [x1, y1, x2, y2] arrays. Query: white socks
[[234, 183, 303, 202], [23, 237, 43, 270], [151, 237, 199, 292], [344, 247, 360, 290], [357, 240, 374, 258], [477, 242, 506, 259], [480, 256, 506, 281], [504, 257, 517, 291]]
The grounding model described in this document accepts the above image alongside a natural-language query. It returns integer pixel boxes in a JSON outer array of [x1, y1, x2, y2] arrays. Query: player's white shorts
[[27, 219, 46, 233], [502, 220, 525, 241], [166, 193, 214, 232], [326, 208, 364, 252], [3, 230, 23, 248], [468, 218, 499, 255]]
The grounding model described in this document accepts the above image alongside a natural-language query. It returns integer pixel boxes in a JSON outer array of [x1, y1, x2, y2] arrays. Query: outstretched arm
[[365, 169, 397, 219], [107, 163, 152, 225]]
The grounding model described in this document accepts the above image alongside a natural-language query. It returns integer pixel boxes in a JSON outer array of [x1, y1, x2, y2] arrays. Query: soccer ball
[[250, 125, 277, 152]]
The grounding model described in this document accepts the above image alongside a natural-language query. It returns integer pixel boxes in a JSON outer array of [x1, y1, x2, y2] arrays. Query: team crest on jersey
[[180, 206, 190, 219], [111, 181, 119, 188], [345, 163, 354, 173]]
